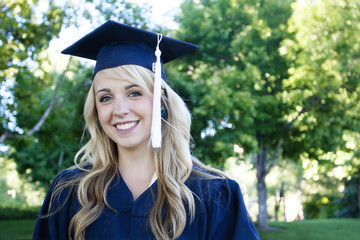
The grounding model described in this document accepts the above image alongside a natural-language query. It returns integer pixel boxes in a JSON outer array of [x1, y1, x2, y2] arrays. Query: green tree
[[174, 0, 360, 228], [10, 62, 92, 186], [283, 0, 360, 219], [0, 0, 65, 141], [174, 0, 293, 228], [1, 0, 152, 187]]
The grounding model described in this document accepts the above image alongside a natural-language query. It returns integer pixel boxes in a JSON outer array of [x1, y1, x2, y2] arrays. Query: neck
[[117, 144, 156, 200], [117, 144, 155, 178]]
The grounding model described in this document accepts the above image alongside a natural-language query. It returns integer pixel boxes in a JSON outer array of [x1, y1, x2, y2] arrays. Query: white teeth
[[116, 121, 137, 130]]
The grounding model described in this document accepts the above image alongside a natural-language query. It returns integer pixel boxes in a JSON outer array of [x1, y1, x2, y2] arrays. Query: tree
[[1, 0, 152, 187], [10, 62, 93, 186], [174, 0, 293, 228], [0, 0, 65, 141], [0, 0, 152, 143], [283, 0, 360, 219], [174, 0, 360, 228]]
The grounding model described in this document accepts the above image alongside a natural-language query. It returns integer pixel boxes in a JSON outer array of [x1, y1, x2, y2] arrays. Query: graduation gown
[[33, 168, 260, 240]]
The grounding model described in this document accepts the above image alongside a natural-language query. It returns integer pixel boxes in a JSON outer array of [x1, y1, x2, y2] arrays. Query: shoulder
[[54, 165, 88, 183], [48, 166, 88, 200], [186, 167, 240, 203], [187, 170, 260, 239]]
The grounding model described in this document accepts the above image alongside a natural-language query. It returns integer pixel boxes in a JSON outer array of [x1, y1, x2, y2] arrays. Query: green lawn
[[0, 219, 36, 240], [0, 218, 359, 239], [258, 219, 360, 240]]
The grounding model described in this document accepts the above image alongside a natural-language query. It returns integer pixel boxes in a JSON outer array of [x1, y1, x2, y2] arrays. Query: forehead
[[93, 66, 153, 94], [93, 74, 134, 90]]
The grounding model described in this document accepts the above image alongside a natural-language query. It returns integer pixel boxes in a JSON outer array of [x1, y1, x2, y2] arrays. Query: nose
[[113, 99, 130, 117]]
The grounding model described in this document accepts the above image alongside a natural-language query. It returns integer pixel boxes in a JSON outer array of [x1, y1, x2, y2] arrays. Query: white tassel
[[151, 34, 163, 148]]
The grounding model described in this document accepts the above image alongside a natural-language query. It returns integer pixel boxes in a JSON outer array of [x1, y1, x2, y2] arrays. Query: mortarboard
[[61, 20, 198, 148], [61, 20, 198, 80]]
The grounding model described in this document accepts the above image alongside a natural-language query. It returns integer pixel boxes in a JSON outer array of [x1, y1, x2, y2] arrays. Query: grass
[[0, 218, 359, 239], [258, 219, 360, 240], [0, 219, 36, 240]]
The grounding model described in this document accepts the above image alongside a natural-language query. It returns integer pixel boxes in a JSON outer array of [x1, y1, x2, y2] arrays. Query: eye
[[99, 95, 112, 102], [129, 91, 142, 98]]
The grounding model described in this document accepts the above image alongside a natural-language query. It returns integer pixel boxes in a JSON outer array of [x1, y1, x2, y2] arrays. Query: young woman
[[33, 20, 260, 240]]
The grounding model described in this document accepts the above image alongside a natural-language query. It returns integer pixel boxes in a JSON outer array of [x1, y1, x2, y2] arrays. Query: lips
[[115, 121, 138, 130]]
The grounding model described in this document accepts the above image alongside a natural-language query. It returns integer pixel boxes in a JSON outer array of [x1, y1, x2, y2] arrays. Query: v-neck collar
[[105, 172, 158, 216]]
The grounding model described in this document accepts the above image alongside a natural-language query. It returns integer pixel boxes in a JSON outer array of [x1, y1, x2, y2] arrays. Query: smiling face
[[93, 68, 153, 151]]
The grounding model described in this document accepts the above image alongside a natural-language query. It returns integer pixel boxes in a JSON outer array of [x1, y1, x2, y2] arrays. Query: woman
[[33, 20, 260, 240]]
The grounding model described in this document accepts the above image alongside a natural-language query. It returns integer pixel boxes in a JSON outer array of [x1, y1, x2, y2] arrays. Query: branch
[[0, 57, 73, 143], [54, 98, 70, 109], [284, 96, 323, 132], [284, 108, 307, 132], [25, 57, 73, 136], [266, 137, 283, 175], [0, 132, 14, 142]]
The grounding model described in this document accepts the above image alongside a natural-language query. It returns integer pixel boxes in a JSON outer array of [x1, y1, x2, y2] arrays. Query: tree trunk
[[256, 147, 269, 229], [255, 137, 283, 229], [257, 170, 268, 228]]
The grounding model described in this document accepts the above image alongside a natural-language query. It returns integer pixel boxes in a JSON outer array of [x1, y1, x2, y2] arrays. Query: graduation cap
[[61, 20, 199, 148], [61, 20, 198, 80]]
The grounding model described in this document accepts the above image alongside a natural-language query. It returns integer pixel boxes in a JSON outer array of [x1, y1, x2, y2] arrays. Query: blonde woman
[[33, 20, 260, 240]]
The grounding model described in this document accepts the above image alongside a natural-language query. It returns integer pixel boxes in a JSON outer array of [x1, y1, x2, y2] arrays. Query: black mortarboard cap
[[61, 20, 199, 81]]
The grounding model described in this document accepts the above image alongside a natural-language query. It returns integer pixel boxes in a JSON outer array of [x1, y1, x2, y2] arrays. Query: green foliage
[[0, 0, 64, 74], [0, 206, 40, 220], [175, 0, 360, 227], [173, 0, 294, 167], [9, 62, 92, 186], [0, 157, 44, 207], [175, 0, 360, 166], [1, 0, 151, 187], [0, 179, 27, 207], [0, 0, 65, 136], [0, 179, 26, 206], [303, 193, 339, 219], [282, 0, 360, 156], [335, 172, 360, 218]]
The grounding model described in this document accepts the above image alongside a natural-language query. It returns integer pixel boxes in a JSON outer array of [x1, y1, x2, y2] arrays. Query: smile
[[115, 121, 138, 130]]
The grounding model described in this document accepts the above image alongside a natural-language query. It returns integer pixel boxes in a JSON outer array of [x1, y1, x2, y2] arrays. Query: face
[[93, 73, 153, 151]]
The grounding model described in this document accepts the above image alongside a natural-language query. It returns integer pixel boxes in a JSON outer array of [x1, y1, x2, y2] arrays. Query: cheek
[[141, 98, 153, 118], [96, 104, 111, 121]]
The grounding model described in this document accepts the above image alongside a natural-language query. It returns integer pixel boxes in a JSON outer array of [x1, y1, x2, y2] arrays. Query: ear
[[161, 107, 168, 118]]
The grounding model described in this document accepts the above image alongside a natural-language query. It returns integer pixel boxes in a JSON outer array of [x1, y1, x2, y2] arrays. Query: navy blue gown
[[33, 168, 260, 239]]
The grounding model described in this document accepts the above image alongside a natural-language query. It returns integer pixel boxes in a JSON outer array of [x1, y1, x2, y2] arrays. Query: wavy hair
[[48, 65, 224, 240]]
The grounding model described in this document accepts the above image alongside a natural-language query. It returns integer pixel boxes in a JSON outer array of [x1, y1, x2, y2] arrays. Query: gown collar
[[105, 172, 158, 217]]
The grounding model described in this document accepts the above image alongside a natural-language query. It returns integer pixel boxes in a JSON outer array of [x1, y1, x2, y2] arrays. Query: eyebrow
[[125, 84, 139, 90], [95, 84, 140, 95], [96, 88, 111, 95]]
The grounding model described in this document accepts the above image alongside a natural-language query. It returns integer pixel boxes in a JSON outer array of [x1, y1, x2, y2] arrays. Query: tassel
[[151, 33, 163, 148]]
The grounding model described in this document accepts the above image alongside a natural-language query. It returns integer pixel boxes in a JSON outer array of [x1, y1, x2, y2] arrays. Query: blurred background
[[0, 0, 359, 239]]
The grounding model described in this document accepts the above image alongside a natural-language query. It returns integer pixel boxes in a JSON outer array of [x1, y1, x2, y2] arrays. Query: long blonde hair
[[47, 64, 223, 240]]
